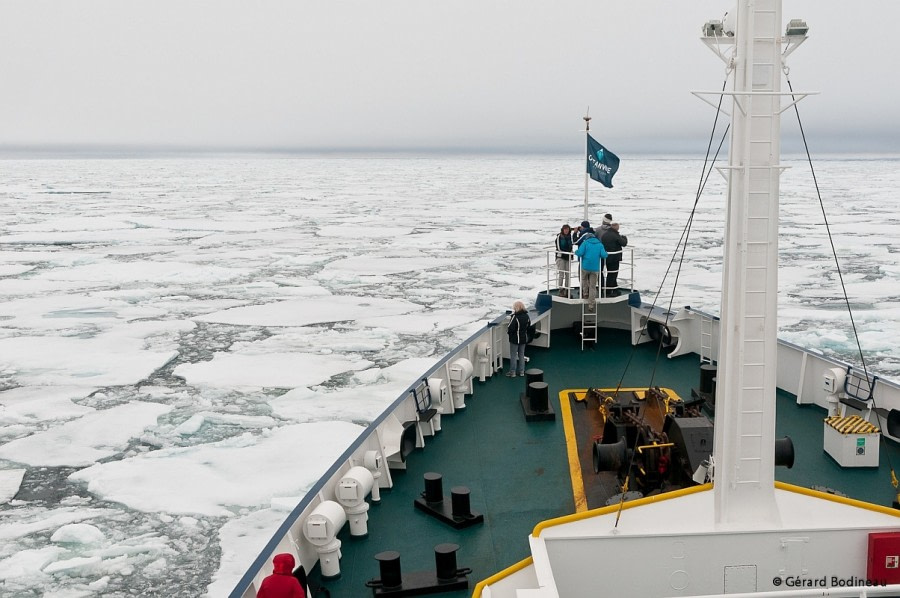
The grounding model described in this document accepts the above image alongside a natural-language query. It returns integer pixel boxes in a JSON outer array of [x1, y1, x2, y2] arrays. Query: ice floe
[[0, 155, 897, 597], [68, 421, 364, 516], [0, 402, 172, 467]]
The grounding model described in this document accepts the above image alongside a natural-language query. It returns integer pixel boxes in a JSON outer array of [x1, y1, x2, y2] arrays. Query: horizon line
[[1, 143, 899, 160]]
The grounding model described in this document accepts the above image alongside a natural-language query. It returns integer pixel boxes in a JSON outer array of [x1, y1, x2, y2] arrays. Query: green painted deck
[[306, 327, 900, 597]]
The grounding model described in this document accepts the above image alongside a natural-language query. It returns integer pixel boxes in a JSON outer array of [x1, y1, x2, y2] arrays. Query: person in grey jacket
[[597, 213, 613, 238]]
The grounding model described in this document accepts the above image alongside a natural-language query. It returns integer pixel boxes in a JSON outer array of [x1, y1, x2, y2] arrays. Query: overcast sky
[[2, 1, 898, 154]]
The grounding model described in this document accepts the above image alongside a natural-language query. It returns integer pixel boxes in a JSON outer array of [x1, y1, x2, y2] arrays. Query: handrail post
[[630, 246, 634, 293]]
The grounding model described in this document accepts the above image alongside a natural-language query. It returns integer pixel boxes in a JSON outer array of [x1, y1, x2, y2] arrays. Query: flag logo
[[586, 135, 620, 189]]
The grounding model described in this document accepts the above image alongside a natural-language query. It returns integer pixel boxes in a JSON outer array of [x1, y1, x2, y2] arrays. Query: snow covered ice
[[0, 155, 898, 596]]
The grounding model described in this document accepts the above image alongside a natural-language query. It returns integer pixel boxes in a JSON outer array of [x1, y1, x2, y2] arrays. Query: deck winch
[[591, 387, 712, 493], [591, 386, 794, 494]]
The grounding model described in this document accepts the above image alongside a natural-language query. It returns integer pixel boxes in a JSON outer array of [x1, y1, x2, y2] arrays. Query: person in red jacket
[[257, 553, 306, 598]]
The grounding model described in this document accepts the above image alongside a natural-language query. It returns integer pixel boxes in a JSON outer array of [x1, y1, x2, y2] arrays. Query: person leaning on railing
[[600, 221, 628, 297], [506, 301, 531, 377], [555, 224, 574, 297], [574, 230, 607, 311]]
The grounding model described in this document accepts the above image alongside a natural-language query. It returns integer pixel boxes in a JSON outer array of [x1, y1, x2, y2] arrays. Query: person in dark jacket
[[572, 220, 592, 245], [600, 221, 628, 296], [506, 300, 531, 377], [257, 553, 306, 598], [574, 231, 608, 311], [555, 224, 574, 297]]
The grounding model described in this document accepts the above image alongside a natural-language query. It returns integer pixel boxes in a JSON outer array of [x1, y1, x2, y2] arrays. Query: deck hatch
[[724, 565, 757, 593]]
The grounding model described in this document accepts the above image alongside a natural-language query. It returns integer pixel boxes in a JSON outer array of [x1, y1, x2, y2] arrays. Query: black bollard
[[367, 544, 470, 595], [450, 487, 472, 519], [414, 475, 484, 529], [374, 550, 402, 589], [520, 379, 555, 422], [434, 543, 461, 581], [527, 382, 549, 412], [525, 368, 544, 388], [699, 364, 717, 394], [423, 472, 443, 503]]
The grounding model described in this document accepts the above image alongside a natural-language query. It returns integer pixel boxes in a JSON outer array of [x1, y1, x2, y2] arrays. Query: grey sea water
[[0, 154, 898, 596]]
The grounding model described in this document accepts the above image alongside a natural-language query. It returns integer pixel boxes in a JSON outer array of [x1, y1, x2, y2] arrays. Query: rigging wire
[[785, 76, 897, 500], [612, 78, 730, 397], [612, 78, 730, 528]]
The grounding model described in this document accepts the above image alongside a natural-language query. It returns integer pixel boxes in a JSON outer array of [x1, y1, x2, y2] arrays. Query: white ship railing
[[634, 304, 900, 442], [544, 246, 635, 299]]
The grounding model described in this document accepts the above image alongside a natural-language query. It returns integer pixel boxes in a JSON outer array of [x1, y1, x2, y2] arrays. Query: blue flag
[[586, 135, 620, 188]]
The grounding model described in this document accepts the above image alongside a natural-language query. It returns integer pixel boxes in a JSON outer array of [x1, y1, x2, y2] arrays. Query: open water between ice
[[0, 154, 898, 596]]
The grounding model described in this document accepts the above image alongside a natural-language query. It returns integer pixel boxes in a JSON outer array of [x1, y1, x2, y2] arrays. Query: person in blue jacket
[[574, 231, 608, 311]]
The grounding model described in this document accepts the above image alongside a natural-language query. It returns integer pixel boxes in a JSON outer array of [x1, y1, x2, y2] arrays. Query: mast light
[[786, 19, 809, 37], [702, 20, 724, 38]]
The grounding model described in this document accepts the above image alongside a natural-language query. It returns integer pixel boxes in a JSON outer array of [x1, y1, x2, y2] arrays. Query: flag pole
[[583, 110, 591, 222]]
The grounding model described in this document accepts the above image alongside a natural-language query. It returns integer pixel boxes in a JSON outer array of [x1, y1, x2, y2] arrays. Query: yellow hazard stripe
[[825, 414, 879, 434], [558, 389, 588, 513], [471, 556, 533, 598], [533, 483, 712, 537]]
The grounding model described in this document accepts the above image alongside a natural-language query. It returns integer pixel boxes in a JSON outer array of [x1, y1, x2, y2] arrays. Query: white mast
[[711, 0, 784, 526], [583, 112, 591, 222]]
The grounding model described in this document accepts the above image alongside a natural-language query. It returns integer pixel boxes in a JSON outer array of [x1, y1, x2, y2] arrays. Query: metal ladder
[[580, 283, 597, 350], [699, 312, 714, 364]]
